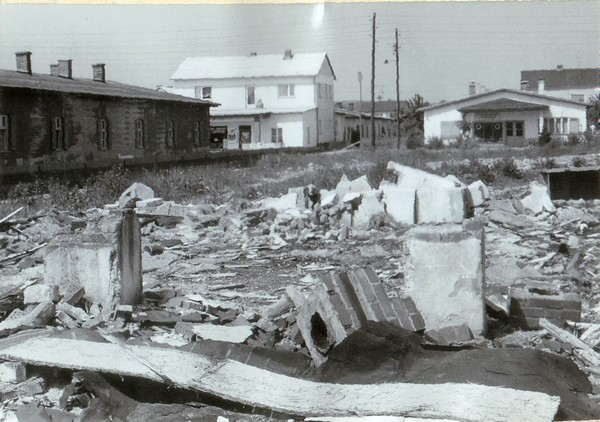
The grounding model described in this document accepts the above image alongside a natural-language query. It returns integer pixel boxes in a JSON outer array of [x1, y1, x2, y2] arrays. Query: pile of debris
[[0, 161, 599, 421]]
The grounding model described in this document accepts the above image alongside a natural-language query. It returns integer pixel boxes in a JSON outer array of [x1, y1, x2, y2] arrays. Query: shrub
[[537, 157, 557, 169], [495, 157, 523, 179], [571, 156, 587, 168], [455, 159, 495, 185], [406, 134, 424, 150], [538, 131, 552, 146], [567, 134, 582, 146], [425, 136, 444, 150]]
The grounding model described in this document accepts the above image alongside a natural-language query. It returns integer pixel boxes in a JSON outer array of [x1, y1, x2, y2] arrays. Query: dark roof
[[420, 88, 588, 112], [0, 69, 218, 106], [521, 68, 598, 91], [337, 100, 408, 113], [459, 98, 549, 113]]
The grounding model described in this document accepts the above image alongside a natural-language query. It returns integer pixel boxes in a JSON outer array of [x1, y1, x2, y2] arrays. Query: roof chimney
[[15, 51, 32, 75], [283, 49, 293, 60], [50, 64, 59, 76], [538, 78, 545, 94], [249, 52, 257, 56], [92, 63, 105, 83], [557, 64, 563, 71], [469, 81, 476, 96], [520, 80, 529, 90], [58, 59, 72, 79]]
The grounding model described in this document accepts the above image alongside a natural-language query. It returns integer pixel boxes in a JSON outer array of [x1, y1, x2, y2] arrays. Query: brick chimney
[[283, 49, 293, 60], [50, 64, 59, 76], [538, 78, 545, 94], [469, 81, 476, 96], [15, 51, 32, 75], [557, 64, 563, 71], [58, 59, 72, 79], [520, 80, 529, 90], [92, 64, 105, 83]]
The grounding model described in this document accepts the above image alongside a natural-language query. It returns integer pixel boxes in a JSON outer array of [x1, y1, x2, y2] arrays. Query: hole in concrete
[[310, 312, 330, 354]]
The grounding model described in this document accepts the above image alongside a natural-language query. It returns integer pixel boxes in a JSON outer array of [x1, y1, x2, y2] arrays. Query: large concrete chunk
[[416, 187, 466, 224], [119, 182, 155, 209], [44, 210, 142, 312], [352, 193, 384, 230], [382, 161, 458, 191], [404, 222, 486, 336], [517, 181, 556, 215], [467, 180, 490, 208], [382, 189, 416, 225]]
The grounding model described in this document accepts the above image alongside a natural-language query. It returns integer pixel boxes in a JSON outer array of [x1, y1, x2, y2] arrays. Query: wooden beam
[[0, 333, 559, 421], [539, 318, 600, 368]]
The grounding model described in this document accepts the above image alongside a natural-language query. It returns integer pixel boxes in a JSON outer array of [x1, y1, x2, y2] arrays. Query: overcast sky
[[0, 1, 597, 103]]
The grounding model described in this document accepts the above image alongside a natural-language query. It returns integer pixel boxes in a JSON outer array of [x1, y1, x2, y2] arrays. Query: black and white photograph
[[0, 1, 599, 420]]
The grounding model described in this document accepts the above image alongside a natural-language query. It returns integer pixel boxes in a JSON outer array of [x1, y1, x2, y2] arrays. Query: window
[[515, 121, 523, 137], [271, 128, 283, 143], [318, 83, 323, 98], [246, 86, 255, 106], [0, 115, 10, 152], [543, 117, 578, 134], [278, 83, 295, 97], [98, 118, 109, 150], [135, 119, 145, 149], [166, 120, 175, 147], [571, 94, 585, 102], [193, 121, 202, 146], [195, 86, 212, 99], [506, 121, 524, 137], [51, 117, 65, 150]]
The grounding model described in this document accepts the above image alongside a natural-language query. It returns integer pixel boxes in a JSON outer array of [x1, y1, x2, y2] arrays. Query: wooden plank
[[0, 334, 559, 421], [539, 318, 600, 369], [0, 207, 24, 224]]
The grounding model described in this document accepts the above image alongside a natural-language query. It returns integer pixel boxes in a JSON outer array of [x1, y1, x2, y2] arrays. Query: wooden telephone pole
[[394, 28, 401, 149], [370, 13, 376, 148]]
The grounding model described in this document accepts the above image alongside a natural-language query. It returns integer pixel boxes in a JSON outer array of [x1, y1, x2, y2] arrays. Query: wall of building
[[528, 88, 597, 103], [0, 87, 211, 173]]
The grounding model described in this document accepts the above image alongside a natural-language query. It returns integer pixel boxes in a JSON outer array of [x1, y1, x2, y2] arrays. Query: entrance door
[[239, 125, 251, 149], [505, 121, 524, 147]]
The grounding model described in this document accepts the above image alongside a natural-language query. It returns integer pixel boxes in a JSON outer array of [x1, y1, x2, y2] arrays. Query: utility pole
[[394, 28, 401, 149], [358, 71, 363, 148], [370, 12, 376, 148]]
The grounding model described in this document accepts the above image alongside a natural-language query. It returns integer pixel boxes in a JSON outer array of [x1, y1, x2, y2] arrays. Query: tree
[[587, 94, 600, 129], [404, 94, 429, 133]]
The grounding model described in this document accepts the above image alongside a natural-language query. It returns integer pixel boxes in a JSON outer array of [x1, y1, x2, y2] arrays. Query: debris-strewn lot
[[1, 156, 600, 421]]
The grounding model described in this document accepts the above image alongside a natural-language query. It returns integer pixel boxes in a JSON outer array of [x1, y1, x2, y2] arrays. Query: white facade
[[422, 89, 588, 146], [166, 52, 336, 150]]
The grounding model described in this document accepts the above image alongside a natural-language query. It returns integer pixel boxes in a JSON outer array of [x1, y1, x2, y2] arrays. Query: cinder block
[[404, 224, 486, 336], [0, 361, 26, 383], [23, 284, 59, 305], [44, 210, 142, 312]]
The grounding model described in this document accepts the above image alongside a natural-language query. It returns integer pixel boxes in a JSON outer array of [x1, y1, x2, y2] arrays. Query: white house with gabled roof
[[163, 50, 336, 150], [420, 88, 588, 147]]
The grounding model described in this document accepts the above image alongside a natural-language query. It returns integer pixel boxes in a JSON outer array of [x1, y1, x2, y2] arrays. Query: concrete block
[[0, 361, 26, 383], [349, 175, 373, 193], [320, 191, 338, 209], [334, 174, 353, 199], [261, 193, 298, 212], [416, 187, 466, 224], [381, 161, 458, 191], [427, 324, 473, 345], [404, 224, 486, 336], [382, 188, 416, 225], [44, 210, 142, 312], [445, 174, 466, 188], [119, 182, 155, 209], [517, 181, 556, 215], [467, 180, 490, 208], [23, 300, 55, 328], [23, 284, 59, 305], [352, 194, 385, 231], [135, 198, 164, 208]]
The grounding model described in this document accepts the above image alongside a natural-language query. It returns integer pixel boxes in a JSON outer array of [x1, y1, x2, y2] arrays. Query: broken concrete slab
[[0, 332, 561, 421], [382, 189, 416, 226], [44, 210, 142, 311], [517, 181, 556, 215], [352, 194, 385, 231], [467, 180, 490, 208], [260, 193, 298, 213], [0, 361, 26, 383], [403, 222, 486, 336], [192, 325, 253, 344], [509, 285, 581, 330], [119, 182, 155, 209], [381, 161, 459, 191], [427, 324, 474, 346], [415, 187, 466, 224], [23, 284, 59, 305]]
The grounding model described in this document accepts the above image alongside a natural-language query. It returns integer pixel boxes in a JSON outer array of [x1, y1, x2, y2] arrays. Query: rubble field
[[1, 159, 600, 421]]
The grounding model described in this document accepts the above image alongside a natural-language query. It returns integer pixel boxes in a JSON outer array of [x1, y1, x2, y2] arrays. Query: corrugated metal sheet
[[171, 52, 333, 80], [0, 69, 217, 105]]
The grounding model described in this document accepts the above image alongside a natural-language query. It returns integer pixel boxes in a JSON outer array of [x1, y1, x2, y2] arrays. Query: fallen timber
[[0, 331, 560, 421]]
